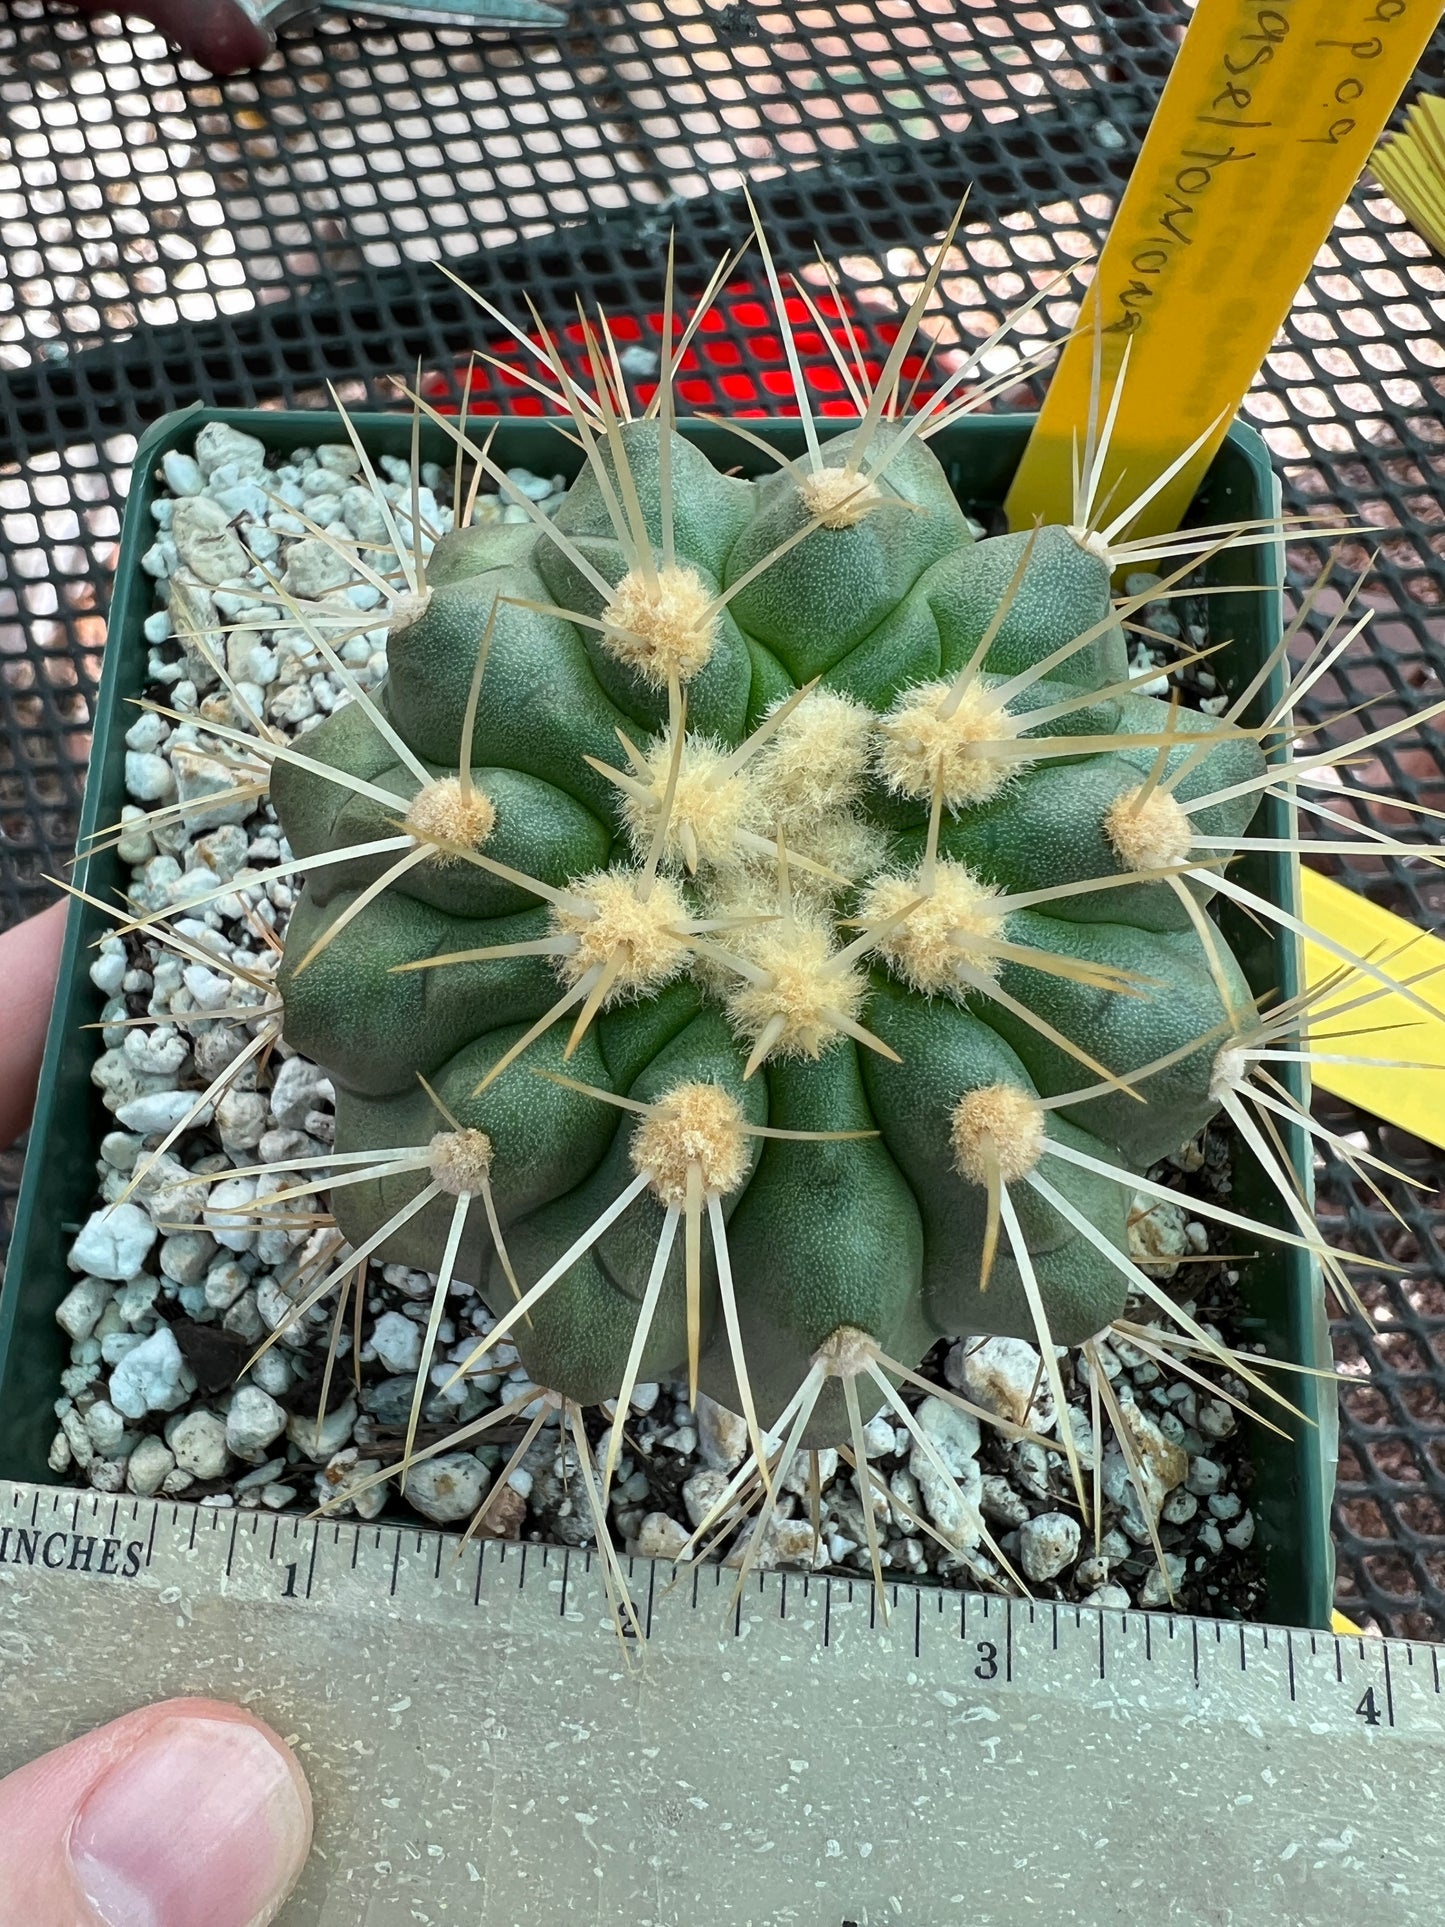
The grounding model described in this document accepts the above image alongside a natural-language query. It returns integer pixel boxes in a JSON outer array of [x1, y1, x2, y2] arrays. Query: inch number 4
[[1355, 1686, 1383, 1726]]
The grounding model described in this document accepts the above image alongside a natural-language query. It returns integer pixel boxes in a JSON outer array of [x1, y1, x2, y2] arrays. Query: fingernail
[[68, 1714, 311, 1927]]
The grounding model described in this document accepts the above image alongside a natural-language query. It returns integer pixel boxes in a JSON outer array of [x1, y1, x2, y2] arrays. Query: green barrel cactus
[[270, 413, 1266, 1458]]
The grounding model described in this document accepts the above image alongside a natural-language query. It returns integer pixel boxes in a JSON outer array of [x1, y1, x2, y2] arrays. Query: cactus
[[111, 232, 1439, 1606], [263, 342, 1280, 1522]]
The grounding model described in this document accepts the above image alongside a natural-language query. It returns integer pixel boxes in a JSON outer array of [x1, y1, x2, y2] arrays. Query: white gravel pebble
[[370, 1311, 423, 1376], [1019, 1510, 1081, 1582], [635, 1513, 690, 1560], [696, 1393, 749, 1471], [114, 1090, 209, 1136], [947, 1336, 1053, 1432], [169, 1409, 231, 1480], [124, 750, 178, 804], [269, 1056, 334, 1130], [226, 1386, 289, 1459], [109, 1326, 189, 1418], [56, 1277, 112, 1342], [205, 1175, 259, 1251], [195, 422, 267, 479], [287, 1397, 358, 1460], [1224, 1509, 1256, 1550], [1083, 1584, 1132, 1611], [405, 1454, 490, 1524], [70, 1204, 157, 1282], [126, 1436, 177, 1496], [84, 1400, 131, 1456]]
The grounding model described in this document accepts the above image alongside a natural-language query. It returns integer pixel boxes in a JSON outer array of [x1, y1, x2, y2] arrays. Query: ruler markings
[[5, 1485, 1444, 1923], [4, 1481, 1435, 1737]]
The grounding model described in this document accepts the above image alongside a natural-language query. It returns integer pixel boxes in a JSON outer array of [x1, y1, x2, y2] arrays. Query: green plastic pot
[[0, 405, 1337, 1628]]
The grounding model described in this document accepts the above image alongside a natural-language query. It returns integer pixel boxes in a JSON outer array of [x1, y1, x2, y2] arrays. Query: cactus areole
[[271, 415, 1266, 1449]]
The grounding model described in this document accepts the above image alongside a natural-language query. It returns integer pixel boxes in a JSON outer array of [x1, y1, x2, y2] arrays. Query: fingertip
[[0, 1697, 312, 1927], [68, 1700, 313, 1927]]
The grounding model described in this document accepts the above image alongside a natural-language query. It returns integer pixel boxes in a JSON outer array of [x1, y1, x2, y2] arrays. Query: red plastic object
[[425, 281, 947, 421], [67, 0, 273, 75]]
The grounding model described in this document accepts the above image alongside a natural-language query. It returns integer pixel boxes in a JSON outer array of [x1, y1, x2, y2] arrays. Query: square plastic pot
[[0, 407, 1337, 1628]]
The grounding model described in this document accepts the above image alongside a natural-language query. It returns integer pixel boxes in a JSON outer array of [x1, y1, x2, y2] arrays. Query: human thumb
[[0, 1696, 312, 1926]]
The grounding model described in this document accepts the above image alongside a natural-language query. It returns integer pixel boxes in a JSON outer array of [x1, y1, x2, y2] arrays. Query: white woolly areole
[[783, 812, 890, 903], [796, 464, 884, 529], [1103, 783, 1194, 872], [726, 917, 866, 1061], [861, 861, 1004, 995], [813, 1324, 881, 1379], [388, 588, 433, 633], [630, 1082, 750, 1206], [602, 564, 717, 686], [756, 687, 877, 823], [876, 679, 1018, 808], [1067, 525, 1113, 565], [404, 776, 497, 859], [622, 732, 761, 874], [551, 870, 691, 998], [1209, 1042, 1249, 1103], [428, 1127, 494, 1195], [950, 1083, 1047, 1186]]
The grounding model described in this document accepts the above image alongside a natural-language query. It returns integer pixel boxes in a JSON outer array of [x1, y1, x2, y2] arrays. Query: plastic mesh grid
[[0, 0, 1442, 1635]]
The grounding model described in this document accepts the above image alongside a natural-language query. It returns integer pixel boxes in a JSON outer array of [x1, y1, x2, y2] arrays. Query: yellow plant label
[[1006, 0, 1444, 537], [1302, 868, 1445, 1152]]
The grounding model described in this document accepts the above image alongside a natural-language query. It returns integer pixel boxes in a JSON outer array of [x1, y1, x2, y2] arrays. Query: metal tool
[[3, 1477, 1444, 1925], [68, 0, 567, 77]]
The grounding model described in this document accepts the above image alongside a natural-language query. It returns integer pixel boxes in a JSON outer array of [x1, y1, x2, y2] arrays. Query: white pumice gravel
[[49, 435, 1267, 1616]]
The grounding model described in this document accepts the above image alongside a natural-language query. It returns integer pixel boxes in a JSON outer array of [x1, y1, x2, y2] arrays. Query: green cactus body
[[271, 418, 1265, 1445]]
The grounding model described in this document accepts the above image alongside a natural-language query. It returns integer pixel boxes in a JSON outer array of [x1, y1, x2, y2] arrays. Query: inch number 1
[[281, 1562, 299, 1600]]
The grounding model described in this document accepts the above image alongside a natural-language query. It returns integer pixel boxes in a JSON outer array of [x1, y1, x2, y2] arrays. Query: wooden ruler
[[1006, 0, 1443, 535], [3, 1480, 1444, 1924]]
